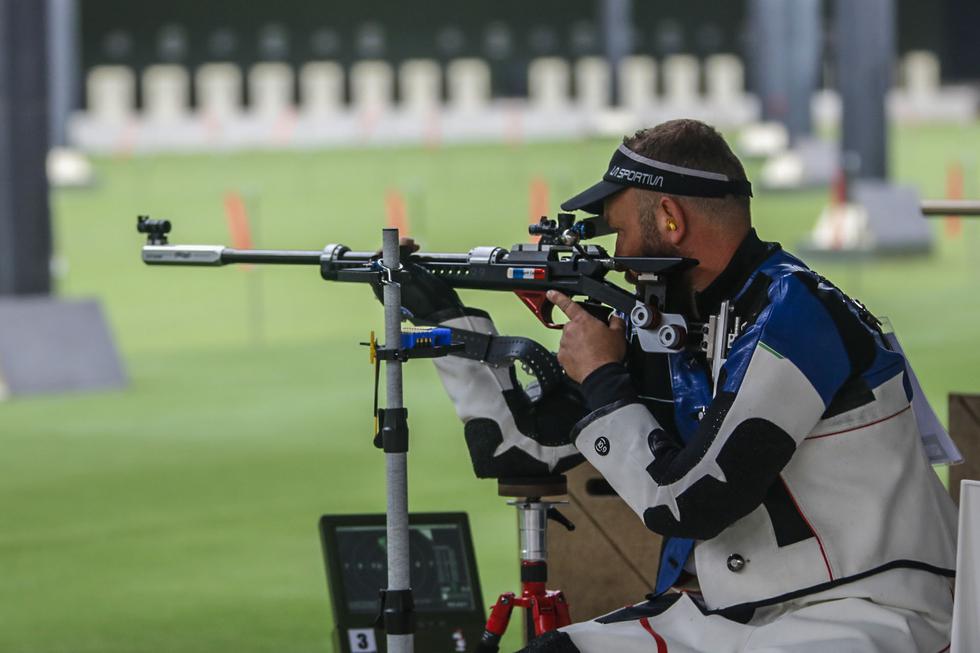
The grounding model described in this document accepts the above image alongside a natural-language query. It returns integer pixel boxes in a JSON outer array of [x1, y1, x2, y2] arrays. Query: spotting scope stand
[[368, 228, 466, 653], [475, 476, 575, 652]]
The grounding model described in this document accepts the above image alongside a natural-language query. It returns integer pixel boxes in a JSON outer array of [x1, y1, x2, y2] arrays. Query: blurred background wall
[[76, 0, 978, 96], [64, 0, 980, 154]]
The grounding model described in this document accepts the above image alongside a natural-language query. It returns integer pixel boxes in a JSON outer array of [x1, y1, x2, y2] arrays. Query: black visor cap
[[561, 144, 753, 216]]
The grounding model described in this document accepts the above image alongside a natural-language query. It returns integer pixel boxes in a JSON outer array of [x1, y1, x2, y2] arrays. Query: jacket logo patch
[[595, 436, 610, 456]]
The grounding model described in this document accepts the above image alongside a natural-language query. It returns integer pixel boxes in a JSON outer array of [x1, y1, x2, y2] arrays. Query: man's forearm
[[580, 362, 638, 411], [432, 312, 584, 478]]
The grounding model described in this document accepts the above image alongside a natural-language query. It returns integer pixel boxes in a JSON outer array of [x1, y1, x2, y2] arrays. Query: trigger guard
[[514, 290, 564, 329], [539, 298, 560, 329]]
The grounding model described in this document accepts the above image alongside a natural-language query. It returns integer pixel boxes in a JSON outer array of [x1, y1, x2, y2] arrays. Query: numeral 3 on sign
[[347, 628, 377, 652]]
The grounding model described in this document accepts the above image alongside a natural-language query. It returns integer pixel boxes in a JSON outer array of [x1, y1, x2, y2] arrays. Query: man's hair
[[624, 119, 751, 226]]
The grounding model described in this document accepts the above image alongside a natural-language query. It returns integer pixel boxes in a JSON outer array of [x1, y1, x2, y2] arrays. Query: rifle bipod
[[476, 476, 575, 652]]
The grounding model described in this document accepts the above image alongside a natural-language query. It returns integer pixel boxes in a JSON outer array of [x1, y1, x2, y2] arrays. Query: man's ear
[[659, 195, 687, 245]]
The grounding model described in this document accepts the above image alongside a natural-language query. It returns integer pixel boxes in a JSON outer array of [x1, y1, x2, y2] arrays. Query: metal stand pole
[[47, 0, 79, 149], [381, 227, 414, 653], [748, 0, 820, 144], [515, 498, 554, 644], [835, 0, 895, 182], [601, 0, 633, 106], [0, 0, 53, 295]]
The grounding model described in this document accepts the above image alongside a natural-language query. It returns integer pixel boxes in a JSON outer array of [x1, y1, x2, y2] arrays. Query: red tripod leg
[[475, 593, 516, 653], [554, 590, 572, 628], [526, 591, 550, 639], [531, 595, 552, 637], [530, 591, 569, 636]]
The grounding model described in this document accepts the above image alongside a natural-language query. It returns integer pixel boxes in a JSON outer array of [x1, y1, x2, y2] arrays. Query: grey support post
[[0, 0, 125, 398], [785, 0, 821, 144], [381, 228, 414, 653], [0, 0, 52, 295], [835, 0, 895, 183], [802, 0, 930, 255], [46, 0, 79, 149], [601, 0, 633, 106], [748, 0, 821, 144]]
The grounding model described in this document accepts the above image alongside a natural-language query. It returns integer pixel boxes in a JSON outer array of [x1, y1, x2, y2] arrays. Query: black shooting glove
[[509, 377, 588, 448], [370, 248, 466, 323]]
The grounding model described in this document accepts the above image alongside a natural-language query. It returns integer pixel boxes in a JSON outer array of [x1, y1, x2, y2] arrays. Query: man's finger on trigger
[[546, 290, 584, 318], [609, 314, 627, 331]]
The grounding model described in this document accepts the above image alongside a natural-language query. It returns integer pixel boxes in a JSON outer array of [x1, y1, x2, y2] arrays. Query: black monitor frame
[[318, 512, 486, 653]]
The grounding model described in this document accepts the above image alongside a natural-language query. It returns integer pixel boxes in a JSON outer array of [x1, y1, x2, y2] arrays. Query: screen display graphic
[[335, 523, 476, 613]]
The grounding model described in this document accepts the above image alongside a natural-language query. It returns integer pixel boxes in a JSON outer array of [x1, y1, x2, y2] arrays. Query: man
[[397, 119, 957, 652]]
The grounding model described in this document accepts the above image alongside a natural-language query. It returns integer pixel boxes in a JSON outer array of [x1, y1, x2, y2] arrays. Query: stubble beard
[[639, 216, 679, 259], [638, 214, 695, 313]]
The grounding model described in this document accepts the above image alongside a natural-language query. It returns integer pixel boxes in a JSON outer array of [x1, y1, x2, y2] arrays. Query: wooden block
[[547, 462, 662, 622], [949, 393, 980, 504]]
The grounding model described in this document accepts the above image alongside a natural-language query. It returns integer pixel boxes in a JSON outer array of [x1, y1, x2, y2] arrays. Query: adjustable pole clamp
[[376, 588, 416, 635], [375, 407, 409, 453], [377, 261, 403, 286]]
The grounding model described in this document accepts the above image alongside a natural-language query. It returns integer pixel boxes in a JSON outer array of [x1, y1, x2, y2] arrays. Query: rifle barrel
[[222, 248, 322, 264], [142, 244, 475, 267]]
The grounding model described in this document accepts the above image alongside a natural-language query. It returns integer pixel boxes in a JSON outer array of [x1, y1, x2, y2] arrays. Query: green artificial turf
[[2, 124, 979, 652]]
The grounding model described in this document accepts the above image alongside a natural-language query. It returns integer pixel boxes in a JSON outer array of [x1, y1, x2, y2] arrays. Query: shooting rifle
[[137, 213, 698, 364]]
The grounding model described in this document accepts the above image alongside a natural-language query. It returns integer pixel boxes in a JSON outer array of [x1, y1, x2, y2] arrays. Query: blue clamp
[[400, 327, 453, 350]]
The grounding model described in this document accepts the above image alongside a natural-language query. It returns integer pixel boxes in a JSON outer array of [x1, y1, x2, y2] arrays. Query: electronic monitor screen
[[319, 513, 486, 653], [334, 522, 477, 613]]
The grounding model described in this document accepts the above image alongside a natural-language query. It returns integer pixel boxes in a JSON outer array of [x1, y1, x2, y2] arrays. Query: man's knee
[[515, 629, 581, 653]]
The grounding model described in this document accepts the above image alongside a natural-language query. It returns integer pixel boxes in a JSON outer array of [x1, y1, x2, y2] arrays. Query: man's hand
[[547, 290, 627, 383], [371, 237, 466, 322]]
